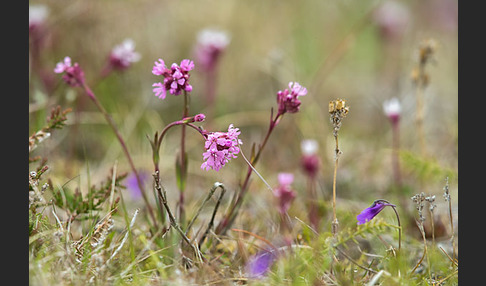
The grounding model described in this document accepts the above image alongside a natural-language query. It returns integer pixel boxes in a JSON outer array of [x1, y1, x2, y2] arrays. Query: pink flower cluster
[[273, 173, 296, 214], [277, 82, 307, 115], [201, 124, 242, 171], [152, 59, 194, 99], [54, 56, 85, 87]]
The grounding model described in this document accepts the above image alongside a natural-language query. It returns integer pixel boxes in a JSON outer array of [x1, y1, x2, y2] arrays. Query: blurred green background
[[29, 0, 457, 221]]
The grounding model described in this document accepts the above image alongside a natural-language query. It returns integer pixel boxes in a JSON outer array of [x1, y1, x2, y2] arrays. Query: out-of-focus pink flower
[[108, 39, 141, 71], [54, 56, 85, 87], [29, 5, 49, 33], [383, 97, 401, 125], [273, 173, 296, 214], [194, 28, 230, 72], [152, 58, 194, 99], [201, 124, 242, 171], [277, 82, 307, 115], [54, 56, 71, 73], [372, 1, 410, 41], [300, 139, 320, 178]]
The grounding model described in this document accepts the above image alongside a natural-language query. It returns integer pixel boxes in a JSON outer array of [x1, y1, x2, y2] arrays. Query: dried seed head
[[425, 195, 436, 212], [443, 177, 451, 202], [411, 192, 427, 222], [329, 98, 349, 137], [419, 38, 438, 65]]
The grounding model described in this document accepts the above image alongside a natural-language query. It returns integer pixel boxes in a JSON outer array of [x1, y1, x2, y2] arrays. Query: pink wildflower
[[277, 82, 307, 115], [300, 139, 320, 178], [29, 5, 48, 33], [383, 97, 401, 125], [372, 0, 410, 41], [108, 39, 141, 71], [54, 56, 85, 87], [194, 28, 230, 72], [201, 124, 242, 171], [273, 173, 296, 214], [152, 58, 194, 99]]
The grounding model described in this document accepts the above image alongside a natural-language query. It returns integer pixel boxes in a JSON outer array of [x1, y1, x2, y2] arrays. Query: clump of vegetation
[[29, 1, 457, 285]]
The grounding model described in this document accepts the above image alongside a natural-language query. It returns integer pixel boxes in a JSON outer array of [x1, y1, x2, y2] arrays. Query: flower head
[[54, 56, 85, 87], [372, 0, 410, 41], [329, 98, 349, 137], [29, 5, 49, 33], [357, 199, 395, 225], [276, 82, 307, 115], [246, 250, 277, 279], [201, 124, 242, 171], [152, 58, 194, 99], [300, 139, 320, 178], [383, 97, 401, 124], [194, 28, 230, 72], [108, 39, 141, 71], [273, 173, 296, 214]]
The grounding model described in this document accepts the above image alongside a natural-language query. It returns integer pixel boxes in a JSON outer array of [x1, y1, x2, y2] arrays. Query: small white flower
[[383, 97, 401, 118], [29, 5, 49, 28], [197, 28, 230, 49], [300, 139, 318, 156]]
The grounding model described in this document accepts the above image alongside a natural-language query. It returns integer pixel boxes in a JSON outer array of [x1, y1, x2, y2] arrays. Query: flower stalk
[[300, 139, 321, 231], [215, 82, 307, 235], [329, 99, 349, 236], [54, 57, 157, 229], [356, 199, 401, 251], [411, 38, 437, 157]]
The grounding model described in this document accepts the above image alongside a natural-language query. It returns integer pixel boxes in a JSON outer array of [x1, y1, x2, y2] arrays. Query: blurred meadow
[[29, 0, 458, 285]]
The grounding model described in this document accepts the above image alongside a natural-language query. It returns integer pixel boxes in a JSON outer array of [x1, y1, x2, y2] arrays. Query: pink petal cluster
[[54, 56, 85, 87], [273, 173, 296, 214], [277, 82, 307, 115], [109, 39, 141, 70], [152, 59, 194, 99], [201, 124, 242, 171]]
